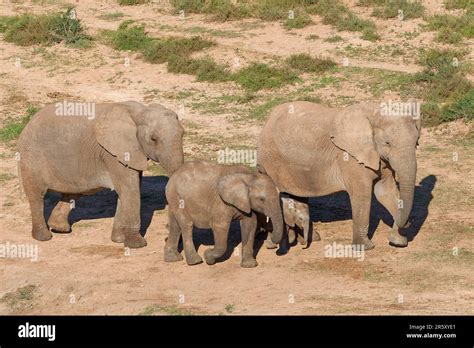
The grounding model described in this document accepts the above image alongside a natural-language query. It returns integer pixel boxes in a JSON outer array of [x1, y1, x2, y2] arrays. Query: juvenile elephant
[[18, 101, 184, 248], [263, 196, 320, 249], [258, 101, 421, 250], [164, 161, 284, 268]]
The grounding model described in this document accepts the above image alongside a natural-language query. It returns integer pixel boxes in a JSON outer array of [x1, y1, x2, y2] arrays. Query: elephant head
[[330, 103, 421, 229], [217, 172, 284, 244], [94, 101, 184, 174], [282, 197, 310, 246]]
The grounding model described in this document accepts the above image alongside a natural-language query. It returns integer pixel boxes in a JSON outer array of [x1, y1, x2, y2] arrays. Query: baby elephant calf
[[165, 161, 284, 268]]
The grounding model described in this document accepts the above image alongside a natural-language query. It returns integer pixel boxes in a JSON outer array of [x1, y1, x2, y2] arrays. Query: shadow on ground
[[43, 174, 436, 261], [44, 176, 169, 236]]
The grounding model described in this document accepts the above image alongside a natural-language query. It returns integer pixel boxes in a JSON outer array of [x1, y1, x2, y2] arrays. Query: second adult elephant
[[257, 101, 421, 250], [18, 101, 184, 248]]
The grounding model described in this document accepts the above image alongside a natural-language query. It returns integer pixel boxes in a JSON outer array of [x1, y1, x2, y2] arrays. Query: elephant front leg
[[204, 221, 231, 266], [47, 194, 80, 233], [374, 175, 408, 247], [239, 216, 258, 268], [348, 186, 375, 251], [113, 190, 146, 249]]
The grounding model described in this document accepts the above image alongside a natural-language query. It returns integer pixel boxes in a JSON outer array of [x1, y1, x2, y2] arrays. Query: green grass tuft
[[286, 53, 336, 73], [0, 106, 40, 142], [414, 48, 473, 125], [232, 62, 300, 92], [368, 0, 425, 20], [426, 10, 474, 44]]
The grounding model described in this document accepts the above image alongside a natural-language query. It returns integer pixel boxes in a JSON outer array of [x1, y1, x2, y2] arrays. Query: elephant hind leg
[[48, 194, 80, 233], [21, 168, 51, 241], [374, 175, 408, 247], [164, 210, 184, 262]]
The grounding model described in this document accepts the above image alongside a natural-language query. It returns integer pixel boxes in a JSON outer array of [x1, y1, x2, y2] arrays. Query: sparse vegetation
[[286, 53, 337, 73], [426, 10, 474, 44], [0, 8, 92, 47], [232, 63, 300, 92], [0, 106, 40, 142], [138, 304, 194, 315], [117, 0, 149, 5], [359, 0, 425, 20], [1, 285, 37, 312], [169, 0, 378, 36], [414, 48, 473, 125]]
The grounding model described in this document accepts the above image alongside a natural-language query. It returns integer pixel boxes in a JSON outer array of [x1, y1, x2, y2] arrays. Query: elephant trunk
[[390, 148, 417, 228], [160, 143, 184, 176], [302, 218, 310, 247], [265, 204, 284, 245]]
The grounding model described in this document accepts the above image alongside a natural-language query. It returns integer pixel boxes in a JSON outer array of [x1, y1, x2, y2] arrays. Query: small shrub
[[1, 8, 91, 47], [167, 55, 231, 82], [103, 20, 152, 51], [142, 36, 214, 64], [232, 63, 300, 92], [286, 53, 336, 73]]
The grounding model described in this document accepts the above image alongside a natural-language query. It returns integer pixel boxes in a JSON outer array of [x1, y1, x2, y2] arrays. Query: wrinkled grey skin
[[164, 161, 284, 268], [18, 101, 184, 248], [258, 101, 421, 250], [265, 197, 320, 249]]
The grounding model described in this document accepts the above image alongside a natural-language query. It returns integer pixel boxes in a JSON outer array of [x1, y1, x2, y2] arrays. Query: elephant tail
[[16, 155, 25, 198]]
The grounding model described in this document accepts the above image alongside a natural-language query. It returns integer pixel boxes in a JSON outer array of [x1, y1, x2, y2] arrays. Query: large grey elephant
[[18, 101, 184, 248], [257, 101, 421, 250]]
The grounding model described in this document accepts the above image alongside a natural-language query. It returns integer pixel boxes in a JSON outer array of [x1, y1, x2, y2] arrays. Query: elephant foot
[[111, 228, 125, 243], [47, 216, 71, 233], [265, 238, 278, 249], [186, 251, 203, 266], [164, 248, 184, 262], [388, 230, 408, 247], [204, 249, 219, 265], [124, 233, 147, 249], [241, 258, 258, 268], [32, 227, 52, 241], [352, 237, 374, 251]]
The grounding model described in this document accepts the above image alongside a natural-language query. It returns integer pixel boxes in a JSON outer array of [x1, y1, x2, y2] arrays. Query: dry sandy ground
[[0, 0, 473, 315]]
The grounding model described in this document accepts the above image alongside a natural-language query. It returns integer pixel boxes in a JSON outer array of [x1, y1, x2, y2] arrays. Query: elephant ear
[[217, 173, 251, 214], [282, 199, 296, 227], [330, 105, 380, 171], [94, 104, 148, 171]]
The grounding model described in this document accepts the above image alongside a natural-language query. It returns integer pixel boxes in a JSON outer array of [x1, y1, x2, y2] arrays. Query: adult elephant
[[257, 101, 421, 250], [18, 101, 184, 248]]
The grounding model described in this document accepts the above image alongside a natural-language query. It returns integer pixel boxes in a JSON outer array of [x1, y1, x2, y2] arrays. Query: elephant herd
[[17, 100, 420, 267]]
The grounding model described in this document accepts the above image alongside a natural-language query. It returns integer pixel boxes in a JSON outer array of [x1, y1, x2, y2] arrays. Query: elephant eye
[[151, 136, 157, 143], [385, 141, 391, 146]]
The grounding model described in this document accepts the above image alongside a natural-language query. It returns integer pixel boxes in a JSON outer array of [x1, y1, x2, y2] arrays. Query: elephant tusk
[[266, 216, 270, 223]]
